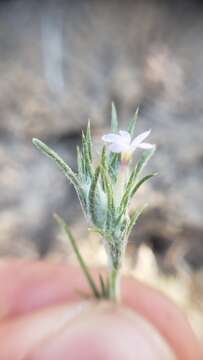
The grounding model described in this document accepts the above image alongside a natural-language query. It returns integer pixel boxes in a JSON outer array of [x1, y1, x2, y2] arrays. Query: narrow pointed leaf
[[109, 153, 120, 182], [118, 147, 156, 214], [117, 172, 156, 221], [118, 167, 138, 218], [33, 138, 80, 190], [100, 166, 115, 231], [124, 165, 138, 194], [88, 227, 104, 237], [99, 274, 106, 296], [128, 107, 139, 137], [101, 146, 108, 171], [86, 120, 92, 161], [88, 166, 101, 224], [100, 146, 108, 190], [77, 146, 83, 177], [131, 173, 157, 198], [81, 131, 93, 179], [111, 102, 118, 132], [135, 147, 156, 178], [99, 274, 109, 298], [127, 204, 147, 237], [54, 213, 100, 299], [105, 276, 110, 298]]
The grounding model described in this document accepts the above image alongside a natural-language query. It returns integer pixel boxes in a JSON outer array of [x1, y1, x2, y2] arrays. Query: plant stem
[[109, 267, 120, 302]]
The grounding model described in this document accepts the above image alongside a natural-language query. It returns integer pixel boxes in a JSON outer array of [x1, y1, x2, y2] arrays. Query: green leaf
[[88, 166, 101, 225], [117, 148, 156, 216], [99, 274, 106, 297], [135, 147, 156, 179], [131, 173, 157, 198], [99, 274, 109, 298], [127, 107, 139, 137], [81, 131, 93, 180], [117, 172, 156, 222], [111, 102, 118, 132], [127, 204, 147, 237], [124, 166, 138, 194], [109, 153, 121, 182], [86, 120, 92, 162], [117, 167, 138, 218], [101, 146, 108, 171], [32, 138, 81, 191], [100, 166, 115, 232], [88, 226, 104, 237], [54, 213, 100, 299], [77, 146, 83, 177]]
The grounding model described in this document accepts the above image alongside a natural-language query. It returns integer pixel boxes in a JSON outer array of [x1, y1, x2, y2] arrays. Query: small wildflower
[[33, 104, 156, 302], [102, 130, 154, 161]]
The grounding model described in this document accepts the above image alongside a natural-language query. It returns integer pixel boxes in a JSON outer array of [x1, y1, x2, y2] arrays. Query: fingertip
[[30, 302, 175, 360], [123, 277, 203, 360], [0, 259, 89, 319]]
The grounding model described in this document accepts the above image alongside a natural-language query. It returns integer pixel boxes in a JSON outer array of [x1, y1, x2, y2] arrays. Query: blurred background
[[0, 0, 202, 339]]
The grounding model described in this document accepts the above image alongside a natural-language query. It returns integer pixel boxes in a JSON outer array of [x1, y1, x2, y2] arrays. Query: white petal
[[137, 142, 155, 149], [108, 142, 129, 153], [102, 133, 124, 144], [119, 130, 131, 144], [131, 130, 151, 150]]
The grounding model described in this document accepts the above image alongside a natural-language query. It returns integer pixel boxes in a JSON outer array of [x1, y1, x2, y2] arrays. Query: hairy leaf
[[101, 146, 108, 171], [33, 138, 81, 191], [127, 204, 147, 237], [117, 167, 138, 218], [99, 274, 109, 298], [77, 146, 83, 178], [131, 173, 157, 197], [88, 166, 101, 225], [86, 120, 92, 162], [81, 131, 93, 180], [100, 166, 115, 232], [135, 147, 156, 179], [127, 107, 139, 137], [54, 213, 100, 298], [109, 153, 121, 182], [111, 102, 118, 132]]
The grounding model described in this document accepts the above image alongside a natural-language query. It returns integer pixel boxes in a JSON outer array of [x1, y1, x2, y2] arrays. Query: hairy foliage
[[33, 105, 156, 299]]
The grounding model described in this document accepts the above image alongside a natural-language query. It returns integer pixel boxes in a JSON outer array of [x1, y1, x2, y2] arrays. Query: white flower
[[102, 130, 154, 156]]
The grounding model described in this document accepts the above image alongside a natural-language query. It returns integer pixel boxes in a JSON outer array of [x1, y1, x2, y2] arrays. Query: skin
[[0, 259, 202, 360]]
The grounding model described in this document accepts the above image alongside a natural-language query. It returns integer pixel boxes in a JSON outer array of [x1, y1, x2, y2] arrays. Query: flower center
[[121, 150, 132, 164]]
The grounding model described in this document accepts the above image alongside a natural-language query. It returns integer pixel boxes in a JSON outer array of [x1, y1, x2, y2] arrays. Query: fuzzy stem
[[109, 267, 120, 302]]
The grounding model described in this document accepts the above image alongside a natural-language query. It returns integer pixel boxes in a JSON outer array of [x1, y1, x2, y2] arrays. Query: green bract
[[33, 104, 156, 301]]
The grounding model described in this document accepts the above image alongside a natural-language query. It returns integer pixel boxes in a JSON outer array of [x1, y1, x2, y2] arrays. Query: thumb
[[29, 301, 175, 360]]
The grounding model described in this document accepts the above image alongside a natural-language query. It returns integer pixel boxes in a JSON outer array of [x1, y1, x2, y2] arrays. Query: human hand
[[0, 259, 202, 359]]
